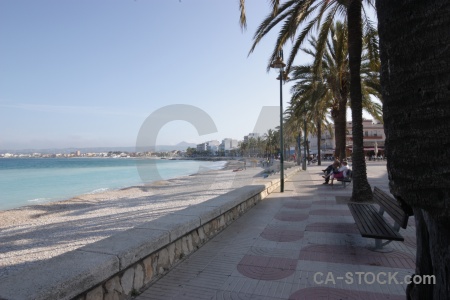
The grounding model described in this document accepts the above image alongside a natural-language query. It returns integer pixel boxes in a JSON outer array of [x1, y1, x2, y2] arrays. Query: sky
[[0, 1, 376, 151]]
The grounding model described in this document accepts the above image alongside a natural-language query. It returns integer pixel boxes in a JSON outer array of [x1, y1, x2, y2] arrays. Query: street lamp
[[270, 50, 287, 192]]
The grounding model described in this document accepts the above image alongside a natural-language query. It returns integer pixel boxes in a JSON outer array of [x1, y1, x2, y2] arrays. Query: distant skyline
[[0, 1, 377, 151]]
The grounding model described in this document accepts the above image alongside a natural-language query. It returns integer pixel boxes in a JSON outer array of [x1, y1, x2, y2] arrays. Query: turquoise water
[[0, 158, 226, 211]]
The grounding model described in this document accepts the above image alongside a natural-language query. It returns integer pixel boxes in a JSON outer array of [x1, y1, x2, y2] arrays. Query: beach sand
[[0, 159, 281, 278]]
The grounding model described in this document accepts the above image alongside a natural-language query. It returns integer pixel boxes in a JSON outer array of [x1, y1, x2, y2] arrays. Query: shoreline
[[0, 158, 236, 212], [0, 159, 243, 215], [0, 159, 263, 279]]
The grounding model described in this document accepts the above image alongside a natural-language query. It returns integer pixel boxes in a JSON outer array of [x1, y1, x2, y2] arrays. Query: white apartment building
[[219, 138, 239, 152], [196, 140, 221, 155], [196, 143, 207, 152], [244, 133, 261, 143], [207, 140, 220, 154]]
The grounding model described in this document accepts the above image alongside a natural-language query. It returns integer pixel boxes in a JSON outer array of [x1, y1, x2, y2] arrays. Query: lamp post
[[270, 50, 287, 192]]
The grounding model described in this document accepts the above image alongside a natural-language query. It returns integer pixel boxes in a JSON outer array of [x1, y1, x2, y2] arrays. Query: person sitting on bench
[[322, 160, 340, 184], [330, 161, 349, 185]]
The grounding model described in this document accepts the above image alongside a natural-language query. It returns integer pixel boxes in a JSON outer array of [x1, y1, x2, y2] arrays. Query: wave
[[27, 198, 51, 203], [202, 161, 227, 170], [87, 188, 109, 194]]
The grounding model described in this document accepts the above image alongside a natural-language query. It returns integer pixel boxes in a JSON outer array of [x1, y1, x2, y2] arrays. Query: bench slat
[[355, 204, 392, 238], [373, 187, 409, 228], [348, 203, 404, 241]]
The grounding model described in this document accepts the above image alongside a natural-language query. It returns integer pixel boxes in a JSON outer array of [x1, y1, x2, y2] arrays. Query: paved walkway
[[135, 162, 416, 300]]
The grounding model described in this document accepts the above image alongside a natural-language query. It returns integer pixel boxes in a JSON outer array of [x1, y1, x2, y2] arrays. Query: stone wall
[[79, 193, 261, 300]]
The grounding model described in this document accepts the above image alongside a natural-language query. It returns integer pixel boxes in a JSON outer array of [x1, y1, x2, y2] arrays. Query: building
[[206, 140, 220, 155], [220, 138, 238, 151], [346, 119, 385, 157], [244, 133, 260, 143], [196, 143, 207, 152], [307, 119, 385, 157], [196, 140, 220, 155], [218, 138, 239, 155]]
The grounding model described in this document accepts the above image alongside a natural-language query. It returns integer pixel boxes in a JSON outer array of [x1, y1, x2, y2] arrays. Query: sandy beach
[[0, 159, 282, 279]]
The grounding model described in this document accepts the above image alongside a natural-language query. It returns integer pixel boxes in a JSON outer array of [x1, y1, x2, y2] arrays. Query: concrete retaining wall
[[0, 167, 299, 300]]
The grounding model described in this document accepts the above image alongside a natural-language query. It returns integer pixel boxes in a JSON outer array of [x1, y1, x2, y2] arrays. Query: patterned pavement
[[135, 162, 416, 300]]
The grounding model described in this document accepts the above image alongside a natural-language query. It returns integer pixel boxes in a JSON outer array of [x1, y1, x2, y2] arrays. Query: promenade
[[136, 161, 416, 300]]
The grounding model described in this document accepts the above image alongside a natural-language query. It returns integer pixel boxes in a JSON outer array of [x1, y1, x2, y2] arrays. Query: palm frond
[[239, 0, 247, 31]]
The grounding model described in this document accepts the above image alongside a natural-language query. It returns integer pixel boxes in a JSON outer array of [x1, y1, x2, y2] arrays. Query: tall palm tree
[[288, 21, 382, 164], [248, 137, 257, 157], [347, 0, 372, 200], [263, 129, 278, 157], [320, 22, 350, 160], [287, 79, 330, 165], [239, 0, 376, 201], [284, 110, 302, 164], [239, 140, 248, 157], [377, 1, 450, 298], [289, 28, 348, 160]]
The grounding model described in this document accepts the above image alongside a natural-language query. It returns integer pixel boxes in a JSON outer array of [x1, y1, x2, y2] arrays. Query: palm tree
[[288, 22, 381, 166], [347, 0, 373, 200], [376, 1, 450, 298], [263, 129, 276, 157], [286, 81, 330, 166], [248, 137, 258, 157], [256, 136, 266, 157], [239, 0, 376, 201], [239, 141, 248, 157], [317, 20, 381, 159], [289, 32, 346, 160], [284, 108, 304, 164]]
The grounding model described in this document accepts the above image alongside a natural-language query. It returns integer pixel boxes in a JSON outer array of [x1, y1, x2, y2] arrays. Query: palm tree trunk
[[306, 141, 310, 159], [348, 0, 372, 201], [335, 100, 347, 160], [317, 120, 322, 165], [377, 0, 450, 298]]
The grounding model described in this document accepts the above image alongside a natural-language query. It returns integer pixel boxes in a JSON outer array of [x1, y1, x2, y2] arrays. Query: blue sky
[[0, 1, 375, 151]]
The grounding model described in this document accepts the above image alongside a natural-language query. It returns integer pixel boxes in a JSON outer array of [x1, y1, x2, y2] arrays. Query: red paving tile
[[260, 228, 304, 242], [289, 287, 405, 300], [305, 222, 359, 234], [136, 167, 416, 300], [274, 212, 309, 222], [237, 255, 297, 280], [310, 209, 352, 216], [299, 245, 415, 269]]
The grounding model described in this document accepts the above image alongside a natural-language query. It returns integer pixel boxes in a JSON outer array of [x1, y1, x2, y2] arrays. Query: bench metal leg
[[368, 221, 402, 252], [368, 239, 394, 252]]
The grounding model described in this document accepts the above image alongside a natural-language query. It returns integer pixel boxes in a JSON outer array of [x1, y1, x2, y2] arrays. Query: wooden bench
[[347, 187, 412, 251], [336, 169, 352, 188]]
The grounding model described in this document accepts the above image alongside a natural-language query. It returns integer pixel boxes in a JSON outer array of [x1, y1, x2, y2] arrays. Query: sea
[[0, 158, 226, 211]]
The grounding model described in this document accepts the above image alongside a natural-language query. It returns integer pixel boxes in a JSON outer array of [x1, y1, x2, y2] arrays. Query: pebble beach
[[0, 159, 276, 279]]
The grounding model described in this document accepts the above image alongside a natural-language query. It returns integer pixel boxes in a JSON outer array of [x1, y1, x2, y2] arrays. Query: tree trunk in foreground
[[348, 0, 372, 201], [377, 0, 450, 298]]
